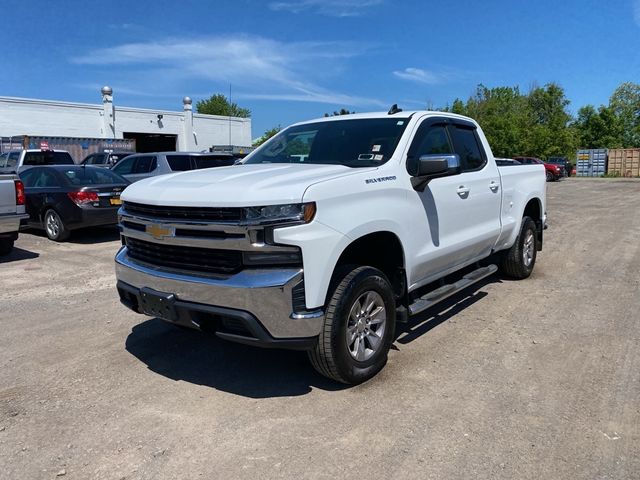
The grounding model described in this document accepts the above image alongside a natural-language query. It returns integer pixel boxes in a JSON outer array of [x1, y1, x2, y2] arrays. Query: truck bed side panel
[[493, 164, 546, 252]]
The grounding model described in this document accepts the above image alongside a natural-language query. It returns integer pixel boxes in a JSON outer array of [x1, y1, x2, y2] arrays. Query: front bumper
[[115, 247, 324, 348]]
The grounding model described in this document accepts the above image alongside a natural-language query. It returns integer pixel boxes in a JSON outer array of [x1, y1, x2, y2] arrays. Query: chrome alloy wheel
[[46, 211, 61, 239], [346, 291, 386, 362], [523, 230, 535, 267]]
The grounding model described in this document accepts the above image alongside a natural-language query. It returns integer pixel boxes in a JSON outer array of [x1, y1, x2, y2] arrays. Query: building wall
[[0, 95, 252, 151]]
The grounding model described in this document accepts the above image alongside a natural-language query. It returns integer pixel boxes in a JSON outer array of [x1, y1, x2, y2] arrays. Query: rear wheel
[[0, 238, 14, 255], [546, 171, 553, 182], [500, 216, 537, 279], [308, 266, 396, 384], [44, 209, 70, 241]]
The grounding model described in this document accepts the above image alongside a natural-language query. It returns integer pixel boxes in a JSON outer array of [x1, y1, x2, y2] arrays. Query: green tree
[[572, 105, 623, 149], [324, 108, 354, 117], [196, 94, 251, 118], [252, 126, 281, 147], [462, 84, 529, 157], [523, 83, 576, 158], [609, 82, 640, 147]]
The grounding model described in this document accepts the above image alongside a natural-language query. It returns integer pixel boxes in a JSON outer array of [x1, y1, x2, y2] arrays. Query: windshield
[[61, 167, 128, 185], [244, 118, 410, 168], [24, 151, 74, 166]]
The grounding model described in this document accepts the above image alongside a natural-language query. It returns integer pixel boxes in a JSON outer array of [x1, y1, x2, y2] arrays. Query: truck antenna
[[388, 104, 403, 115]]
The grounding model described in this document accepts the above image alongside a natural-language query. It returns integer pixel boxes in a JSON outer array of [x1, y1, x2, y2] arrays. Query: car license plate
[[110, 197, 122, 205], [139, 287, 178, 321]]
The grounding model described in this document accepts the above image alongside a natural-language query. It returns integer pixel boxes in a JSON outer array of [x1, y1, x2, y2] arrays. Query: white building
[[0, 87, 252, 154]]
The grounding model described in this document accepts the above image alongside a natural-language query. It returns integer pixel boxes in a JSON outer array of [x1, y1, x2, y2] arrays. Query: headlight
[[244, 202, 316, 224]]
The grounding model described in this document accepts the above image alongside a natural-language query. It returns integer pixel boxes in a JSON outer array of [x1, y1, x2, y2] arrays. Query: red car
[[514, 157, 563, 181]]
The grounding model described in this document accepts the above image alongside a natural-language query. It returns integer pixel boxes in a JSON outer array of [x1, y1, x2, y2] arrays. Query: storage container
[[607, 149, 640, 177], [576, 149, 607, 177]]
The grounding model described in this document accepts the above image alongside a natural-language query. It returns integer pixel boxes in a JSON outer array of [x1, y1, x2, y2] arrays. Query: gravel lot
[[1, 178, 639, 480]]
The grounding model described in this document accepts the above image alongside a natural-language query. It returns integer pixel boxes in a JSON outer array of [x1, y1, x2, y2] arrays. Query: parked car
[[111, 152, 237, 182], [514, 156, 562, 181], [0, 173, 29, 254], [547, 157, 573, 177], [115, 110, 547, 384], [0, 149, 75, 174], [19, 165, 129, 241], [80, 151, 132, 168], [495, 158, 522, 166]]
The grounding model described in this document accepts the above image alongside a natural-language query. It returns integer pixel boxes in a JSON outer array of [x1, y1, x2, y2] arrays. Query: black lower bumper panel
[[117, 280, 316, 351]]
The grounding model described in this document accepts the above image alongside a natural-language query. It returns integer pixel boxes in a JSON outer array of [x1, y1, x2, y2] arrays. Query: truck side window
[[449, 126, 486, 171], [408, 124, 453, 159]]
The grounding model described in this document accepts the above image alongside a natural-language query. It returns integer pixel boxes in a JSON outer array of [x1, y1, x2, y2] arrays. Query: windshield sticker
[[397, 121, 404, 125], [358, 154, 374, 161], [374, 154, 384, 161], [371, 145, 381, 152], [365, 175, 396, 184]]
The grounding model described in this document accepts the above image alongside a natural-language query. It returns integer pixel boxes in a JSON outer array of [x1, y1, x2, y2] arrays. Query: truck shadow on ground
[[125, 319, 347, 398], [0, 246, 39, 264], [395, 276, 498, 345], [22, 226, 120, 244], [125, 275, 502, 398]]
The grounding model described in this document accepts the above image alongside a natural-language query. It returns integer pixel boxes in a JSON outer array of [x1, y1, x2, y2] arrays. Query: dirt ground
[[1, 178, 639, 480]]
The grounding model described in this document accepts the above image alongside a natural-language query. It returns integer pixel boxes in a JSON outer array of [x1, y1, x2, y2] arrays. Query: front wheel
[[546, 171, 553, 182], [308, 266, 396, 384], [499, 216, 538, 279], [44, 209, 70, 241]]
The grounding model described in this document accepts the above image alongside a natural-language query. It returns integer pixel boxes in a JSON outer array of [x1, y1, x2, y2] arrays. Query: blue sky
[[3, 0, 640, 140]]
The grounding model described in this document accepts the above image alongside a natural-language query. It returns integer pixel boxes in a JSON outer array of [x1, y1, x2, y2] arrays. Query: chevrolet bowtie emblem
[[146, 223, 173, 240]]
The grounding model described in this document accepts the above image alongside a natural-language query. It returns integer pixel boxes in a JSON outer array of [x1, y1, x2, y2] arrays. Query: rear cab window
[[24, 151, 74, 166]]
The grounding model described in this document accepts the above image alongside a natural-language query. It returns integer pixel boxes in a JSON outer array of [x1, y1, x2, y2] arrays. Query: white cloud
[[634, 0, 640, 26], [392, 67, 440, 85], [72, 36, 384, 107], [268, 0, 383, 17]]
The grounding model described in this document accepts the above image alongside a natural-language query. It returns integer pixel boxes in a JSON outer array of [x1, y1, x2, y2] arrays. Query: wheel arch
[[522, 197, 544, 250], [329, 231, 407, 305]]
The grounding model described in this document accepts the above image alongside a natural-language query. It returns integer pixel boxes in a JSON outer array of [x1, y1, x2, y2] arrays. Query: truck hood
[[121, 163, 366, 207]]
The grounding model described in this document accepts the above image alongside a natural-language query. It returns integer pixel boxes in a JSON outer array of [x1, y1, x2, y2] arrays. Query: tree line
[[443, 81, 640, 159], [196, 83, 640, 155]]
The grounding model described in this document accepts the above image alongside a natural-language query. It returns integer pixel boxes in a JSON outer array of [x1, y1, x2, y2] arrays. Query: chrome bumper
[[114, 247, 324, 339], [0, 213, 28, 234]]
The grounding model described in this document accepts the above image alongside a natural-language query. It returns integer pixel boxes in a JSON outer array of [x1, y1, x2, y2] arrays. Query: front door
[[407, 117, 502, 285]]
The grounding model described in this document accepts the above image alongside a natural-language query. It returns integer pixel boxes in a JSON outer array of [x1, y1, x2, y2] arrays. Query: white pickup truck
[[0, 174, 28, 255], [115, 110, 546, 384]]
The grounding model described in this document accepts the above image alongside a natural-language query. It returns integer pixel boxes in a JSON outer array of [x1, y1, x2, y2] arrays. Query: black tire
[[44, 209, 70, 242], [0, 238, 14, 255], [546, 171, 553, 182], [308, 266, 396, 385], [500, 216, 538, 279]]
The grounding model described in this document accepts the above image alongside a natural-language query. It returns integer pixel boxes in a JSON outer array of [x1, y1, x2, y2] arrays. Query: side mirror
[[408, 153, 461, 177]]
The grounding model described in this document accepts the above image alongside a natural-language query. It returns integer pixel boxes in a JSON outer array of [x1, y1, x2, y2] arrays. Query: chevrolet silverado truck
[[115, 110, 546, 384], [0, 174, 28, 255]]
